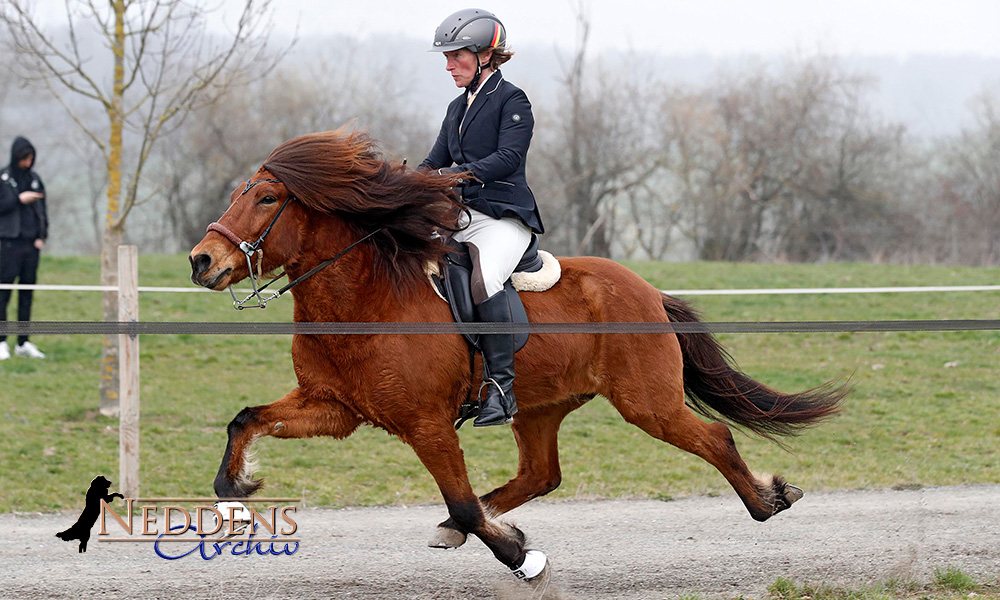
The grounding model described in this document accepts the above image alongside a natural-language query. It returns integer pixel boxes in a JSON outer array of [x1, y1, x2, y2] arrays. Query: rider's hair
[[486, 46, 514, 71]]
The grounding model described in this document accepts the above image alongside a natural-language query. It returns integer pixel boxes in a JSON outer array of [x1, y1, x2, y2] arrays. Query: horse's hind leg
[[215, 387, 361, 498], [430, 399, 585, 548], [611, 379, 799, 522]]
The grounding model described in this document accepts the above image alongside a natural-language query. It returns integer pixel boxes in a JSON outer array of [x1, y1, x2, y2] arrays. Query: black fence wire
[[2, 319, 998, 336]]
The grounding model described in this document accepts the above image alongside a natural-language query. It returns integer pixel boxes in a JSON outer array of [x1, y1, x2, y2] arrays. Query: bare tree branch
[[1, 0, 284, 413]]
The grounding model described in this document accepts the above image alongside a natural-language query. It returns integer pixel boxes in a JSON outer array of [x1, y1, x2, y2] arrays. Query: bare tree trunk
[[99, 1, 125, 417]]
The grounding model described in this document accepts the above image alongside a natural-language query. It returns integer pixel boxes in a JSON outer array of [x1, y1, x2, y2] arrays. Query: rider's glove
[[437, 166, 467, 185]]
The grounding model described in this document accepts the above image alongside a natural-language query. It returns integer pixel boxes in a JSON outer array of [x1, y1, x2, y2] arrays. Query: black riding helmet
[[429, 8, 506, 53]]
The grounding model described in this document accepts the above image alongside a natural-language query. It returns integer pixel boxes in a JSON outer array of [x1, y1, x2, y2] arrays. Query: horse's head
[[191, 129, 468, 309], [189, 168, 299, 291]]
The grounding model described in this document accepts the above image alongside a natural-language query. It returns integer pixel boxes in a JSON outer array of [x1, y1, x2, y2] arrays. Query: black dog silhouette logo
[[55, 475, 124, 552], [54, 476, 300, 558]]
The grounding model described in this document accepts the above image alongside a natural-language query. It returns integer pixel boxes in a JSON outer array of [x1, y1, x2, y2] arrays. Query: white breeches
[[452, 208, 532, 304]]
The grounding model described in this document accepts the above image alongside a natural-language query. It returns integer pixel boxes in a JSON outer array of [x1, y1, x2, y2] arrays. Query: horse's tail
[[661, 293, 848, 440]]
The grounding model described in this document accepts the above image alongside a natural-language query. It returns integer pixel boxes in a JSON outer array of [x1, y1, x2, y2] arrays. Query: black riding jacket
[[419, 71, 544, 234]]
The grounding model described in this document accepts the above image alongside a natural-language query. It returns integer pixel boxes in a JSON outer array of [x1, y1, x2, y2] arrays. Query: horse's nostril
[[190, 253, 212, 277]]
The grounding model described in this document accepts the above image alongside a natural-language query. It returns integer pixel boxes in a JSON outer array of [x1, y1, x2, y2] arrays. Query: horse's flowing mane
[[262, 128, 464, 290]]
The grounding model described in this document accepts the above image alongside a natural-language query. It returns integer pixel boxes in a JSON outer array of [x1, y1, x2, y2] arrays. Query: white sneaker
[[14, 341, 45, 359], [0, 341, 9, 361]]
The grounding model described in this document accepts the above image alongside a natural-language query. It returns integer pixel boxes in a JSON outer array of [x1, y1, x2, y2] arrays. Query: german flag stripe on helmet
[[489, 22, 501, 48]]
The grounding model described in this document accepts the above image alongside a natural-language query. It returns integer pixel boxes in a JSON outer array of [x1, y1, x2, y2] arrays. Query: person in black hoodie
[[0, 136, 48, 360]]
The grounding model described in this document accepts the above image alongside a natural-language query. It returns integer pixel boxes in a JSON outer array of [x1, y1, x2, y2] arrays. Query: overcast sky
[[20, 0, 1000, 137], [25, 0, 1000, 57], [249, 0, 1000, 57]]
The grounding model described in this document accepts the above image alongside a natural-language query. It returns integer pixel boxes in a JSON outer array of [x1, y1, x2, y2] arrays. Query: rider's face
[[444, 48, 480, 88]]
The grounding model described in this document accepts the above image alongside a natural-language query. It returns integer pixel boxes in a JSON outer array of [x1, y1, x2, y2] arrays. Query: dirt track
[[2, 485, 998, 599]]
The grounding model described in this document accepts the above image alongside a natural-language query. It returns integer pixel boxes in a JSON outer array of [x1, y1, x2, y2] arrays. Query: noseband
[[208, 178, 289, 256], [207, 177, 380, 310]]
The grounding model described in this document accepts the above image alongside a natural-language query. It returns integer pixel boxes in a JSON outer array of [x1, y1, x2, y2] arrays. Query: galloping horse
[[189, 129, 846, 581]]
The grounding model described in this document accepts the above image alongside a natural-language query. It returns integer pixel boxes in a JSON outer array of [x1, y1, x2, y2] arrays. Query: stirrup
[[478, 378, 504, 399], [473, 378, 514, 427]]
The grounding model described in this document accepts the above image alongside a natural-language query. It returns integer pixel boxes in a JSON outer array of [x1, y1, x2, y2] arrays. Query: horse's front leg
[[430, 400, 583, 549], [215, 387, 361, 498], [401, 421, 548, 582]]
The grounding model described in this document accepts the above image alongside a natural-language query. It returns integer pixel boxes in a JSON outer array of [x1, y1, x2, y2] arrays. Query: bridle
[[206, 176, 380, 310]]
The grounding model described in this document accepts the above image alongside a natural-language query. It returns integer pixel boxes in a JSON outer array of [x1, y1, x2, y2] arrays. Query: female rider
[[419, 9, 544, 427]]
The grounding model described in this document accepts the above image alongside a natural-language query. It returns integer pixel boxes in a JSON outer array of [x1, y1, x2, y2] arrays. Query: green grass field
[[1, 256, 998, 512], [751, 568, 1000, 600]]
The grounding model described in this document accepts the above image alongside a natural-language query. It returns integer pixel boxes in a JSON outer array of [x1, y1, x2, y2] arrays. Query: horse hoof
[[785, 484, 804, 504], [771, 482, 805, 517], [512, 549, 548, 582], [428, 526, 467, 549]]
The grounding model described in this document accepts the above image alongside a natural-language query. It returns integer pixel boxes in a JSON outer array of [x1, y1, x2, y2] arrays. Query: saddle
[[430, 234, 564, 351]]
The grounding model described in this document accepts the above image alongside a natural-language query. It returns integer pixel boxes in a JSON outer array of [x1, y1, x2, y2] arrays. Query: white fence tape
[[660, 285, 1000, 296]]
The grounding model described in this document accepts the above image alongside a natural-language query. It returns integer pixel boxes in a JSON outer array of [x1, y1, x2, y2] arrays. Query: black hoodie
[[0, 136, 48, 241]]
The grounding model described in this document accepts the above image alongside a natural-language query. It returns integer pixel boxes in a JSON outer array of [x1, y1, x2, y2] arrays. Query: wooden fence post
[[118, 245, 140, 499]]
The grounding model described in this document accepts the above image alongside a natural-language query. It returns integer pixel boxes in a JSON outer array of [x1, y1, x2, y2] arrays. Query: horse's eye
[[259, 195, 278, 205]]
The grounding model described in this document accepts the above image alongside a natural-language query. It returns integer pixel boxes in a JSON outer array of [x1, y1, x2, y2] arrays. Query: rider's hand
[[437, 166, 467, 185], [34, 239, 45, 250], [19, 191, 43, 204]]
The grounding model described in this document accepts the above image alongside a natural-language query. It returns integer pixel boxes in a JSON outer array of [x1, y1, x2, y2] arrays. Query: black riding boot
[[473, 288, 518, 427]]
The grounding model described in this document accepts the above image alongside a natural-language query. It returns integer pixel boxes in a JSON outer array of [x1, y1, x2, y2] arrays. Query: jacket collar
[[460, 70, 503, 140]]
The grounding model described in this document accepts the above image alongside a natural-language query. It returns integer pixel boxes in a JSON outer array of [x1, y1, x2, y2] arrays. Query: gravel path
[[1, 485, 998, 599]]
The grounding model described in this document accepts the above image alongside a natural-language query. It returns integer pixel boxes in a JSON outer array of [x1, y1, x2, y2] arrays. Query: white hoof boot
[[428, 526, 467, 549], [511, 549, 547, 581], [213, 501, 251, 535]]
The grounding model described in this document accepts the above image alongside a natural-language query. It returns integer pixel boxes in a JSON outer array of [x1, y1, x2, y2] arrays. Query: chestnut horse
[[189, 129, 846, 580]]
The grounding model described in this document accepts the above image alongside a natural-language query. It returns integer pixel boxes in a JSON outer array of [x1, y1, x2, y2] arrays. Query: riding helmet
[[429, 8, 506, 53]]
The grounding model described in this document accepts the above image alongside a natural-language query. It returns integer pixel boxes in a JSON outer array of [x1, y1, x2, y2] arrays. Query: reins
[[207, 176, 382, 310], [270, 227, 383, 298]]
